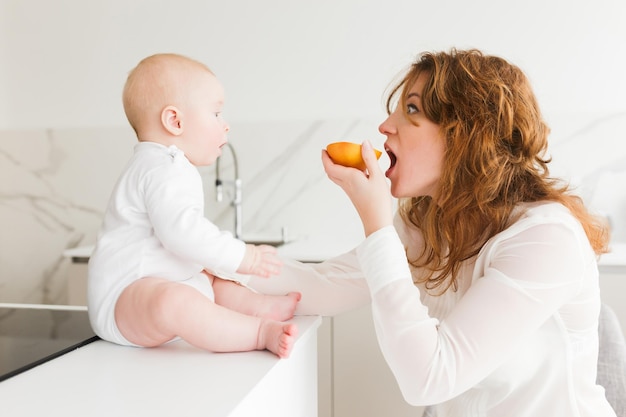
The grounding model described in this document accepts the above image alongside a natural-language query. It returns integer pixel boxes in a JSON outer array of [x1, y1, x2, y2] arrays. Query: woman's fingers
[[322, 149, 359, 188], [360, 140, 382, 177]]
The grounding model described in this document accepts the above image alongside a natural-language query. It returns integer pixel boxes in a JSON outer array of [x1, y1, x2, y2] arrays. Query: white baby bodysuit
[[88, 141, 246, 345]]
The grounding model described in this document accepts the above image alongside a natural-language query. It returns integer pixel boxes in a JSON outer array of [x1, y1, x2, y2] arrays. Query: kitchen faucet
[[215, 142, 243, 239]]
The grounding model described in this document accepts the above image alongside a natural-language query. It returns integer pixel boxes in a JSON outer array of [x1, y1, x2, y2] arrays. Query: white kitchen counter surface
[[0, 315, 321, 417], [63, 232, 364, 264], [64, 237, 626, 268]]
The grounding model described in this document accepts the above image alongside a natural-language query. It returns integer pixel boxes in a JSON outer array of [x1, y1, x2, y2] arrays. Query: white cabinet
[[320, 306, 425, 417]]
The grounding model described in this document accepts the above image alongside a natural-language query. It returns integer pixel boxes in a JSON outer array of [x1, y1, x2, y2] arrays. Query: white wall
[[1, 0, 625, 129]]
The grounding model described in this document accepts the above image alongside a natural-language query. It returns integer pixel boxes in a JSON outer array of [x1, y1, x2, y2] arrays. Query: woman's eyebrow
[[406, 92, 421, 99]]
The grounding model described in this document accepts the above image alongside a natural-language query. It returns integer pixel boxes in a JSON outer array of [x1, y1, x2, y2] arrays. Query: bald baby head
[[122, 53, 215, 137]]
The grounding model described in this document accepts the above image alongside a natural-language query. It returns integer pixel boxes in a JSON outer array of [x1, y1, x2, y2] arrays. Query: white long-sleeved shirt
[[248, 202, 615, 416], [88, 141, 246, 343]]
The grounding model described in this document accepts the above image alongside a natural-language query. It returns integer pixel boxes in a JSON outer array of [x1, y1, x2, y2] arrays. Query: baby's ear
[[161, 106, 184, 135]]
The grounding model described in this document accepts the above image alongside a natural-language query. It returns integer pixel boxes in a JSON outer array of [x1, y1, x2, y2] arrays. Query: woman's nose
[[378, 115, 395, 135]]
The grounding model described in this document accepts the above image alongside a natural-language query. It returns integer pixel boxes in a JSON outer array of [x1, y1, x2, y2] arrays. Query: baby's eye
[[407, 103, 419, 114]]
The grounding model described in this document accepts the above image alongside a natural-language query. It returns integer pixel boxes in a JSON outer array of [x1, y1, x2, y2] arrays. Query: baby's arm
[[237, 244, 283, 278]]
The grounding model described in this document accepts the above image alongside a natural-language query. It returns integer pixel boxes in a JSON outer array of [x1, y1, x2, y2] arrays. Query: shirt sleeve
[[247, 250, 371, 316], [356, 222, 588, 405], [142, 156, 246, 274]]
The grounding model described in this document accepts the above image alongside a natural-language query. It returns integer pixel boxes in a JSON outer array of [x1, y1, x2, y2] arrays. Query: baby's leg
[[114, 277, 297, 357], [212, 277, 301, 321]]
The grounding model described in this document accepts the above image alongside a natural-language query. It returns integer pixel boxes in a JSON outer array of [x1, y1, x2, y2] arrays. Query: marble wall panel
[[1, 128, 135, 303]]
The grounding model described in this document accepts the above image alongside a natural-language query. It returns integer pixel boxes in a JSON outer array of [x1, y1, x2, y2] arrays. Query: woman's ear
[[161, 105, 184, 135]]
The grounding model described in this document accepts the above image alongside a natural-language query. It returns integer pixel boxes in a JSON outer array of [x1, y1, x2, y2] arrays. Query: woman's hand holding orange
[[321, 140, 393, 237]]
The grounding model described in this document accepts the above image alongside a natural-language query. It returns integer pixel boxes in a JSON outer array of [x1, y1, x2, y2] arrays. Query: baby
[[88, 53, 300, 358]]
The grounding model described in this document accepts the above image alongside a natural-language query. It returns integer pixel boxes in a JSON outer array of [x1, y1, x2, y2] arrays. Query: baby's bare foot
[[255, 292, 301, 321], [257, 321, 298, 358]]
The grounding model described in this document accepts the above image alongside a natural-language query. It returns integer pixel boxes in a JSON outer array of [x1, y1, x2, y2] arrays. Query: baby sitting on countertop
[[88, 53, 300, 358]]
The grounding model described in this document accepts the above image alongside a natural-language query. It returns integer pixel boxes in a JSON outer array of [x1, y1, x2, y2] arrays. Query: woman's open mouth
[[385, 146, 397, 177]]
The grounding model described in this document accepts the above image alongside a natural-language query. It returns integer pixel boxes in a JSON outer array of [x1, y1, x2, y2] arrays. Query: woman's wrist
[[358, 199, 394, 237], [363, 219, 394, 237]]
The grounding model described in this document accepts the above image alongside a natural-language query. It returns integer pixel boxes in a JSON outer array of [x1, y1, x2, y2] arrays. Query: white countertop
[[0, 315, 322, 417], [63, 233, 365, 264], [64, 238, 626, 269]]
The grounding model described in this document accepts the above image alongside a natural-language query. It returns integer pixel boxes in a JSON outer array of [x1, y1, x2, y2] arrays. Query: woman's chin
[[389, 184, 402, 199]]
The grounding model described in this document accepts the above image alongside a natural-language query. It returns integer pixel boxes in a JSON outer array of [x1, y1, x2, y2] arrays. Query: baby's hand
[[237, 244, 283, 278]]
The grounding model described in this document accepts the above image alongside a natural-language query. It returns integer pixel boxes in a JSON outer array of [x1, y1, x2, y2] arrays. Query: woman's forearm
[[247, 251, 370, 316]]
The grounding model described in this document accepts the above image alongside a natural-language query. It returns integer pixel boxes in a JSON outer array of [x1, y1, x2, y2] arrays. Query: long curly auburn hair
[[386, 49, 610, 293]]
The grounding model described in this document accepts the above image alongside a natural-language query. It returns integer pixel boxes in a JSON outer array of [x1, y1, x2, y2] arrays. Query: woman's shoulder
[[474, 201, 594, 278], [513, 201, 578, 227], [494, 201, 588, 247]]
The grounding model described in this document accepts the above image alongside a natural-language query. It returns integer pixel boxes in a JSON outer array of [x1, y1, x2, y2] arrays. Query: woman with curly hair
[[249, 49, 614, 415]]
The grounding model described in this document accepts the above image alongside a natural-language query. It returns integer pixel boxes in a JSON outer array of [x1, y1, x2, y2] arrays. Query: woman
[[249, 49, 614, 415]]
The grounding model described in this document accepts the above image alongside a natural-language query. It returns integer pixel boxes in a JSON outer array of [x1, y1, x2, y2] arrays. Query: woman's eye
[[407, 103, 419, 114]]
